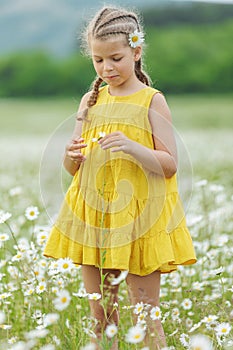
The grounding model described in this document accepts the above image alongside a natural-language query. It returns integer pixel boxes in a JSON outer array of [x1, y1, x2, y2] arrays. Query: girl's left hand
[[98, 131, 134, 154]]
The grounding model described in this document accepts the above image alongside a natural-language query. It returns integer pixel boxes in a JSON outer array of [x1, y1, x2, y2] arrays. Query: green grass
[[0, 97, 79, 136], [0, 94, 233, 137], [168, 94, 233, 130]]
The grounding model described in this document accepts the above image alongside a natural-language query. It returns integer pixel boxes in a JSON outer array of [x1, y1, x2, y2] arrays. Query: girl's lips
[[105, 75, 118, 79]]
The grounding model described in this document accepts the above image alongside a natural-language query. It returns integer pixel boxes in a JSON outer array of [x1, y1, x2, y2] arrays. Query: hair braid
[[87, 77, 103, 108], [135, 59, 151, 86]]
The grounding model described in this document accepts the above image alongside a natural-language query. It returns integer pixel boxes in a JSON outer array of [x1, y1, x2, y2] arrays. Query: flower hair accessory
[[128, 30, 144, 48]]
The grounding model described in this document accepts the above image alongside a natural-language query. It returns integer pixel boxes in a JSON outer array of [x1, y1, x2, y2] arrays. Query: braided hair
[[81, 6, 152, 108]]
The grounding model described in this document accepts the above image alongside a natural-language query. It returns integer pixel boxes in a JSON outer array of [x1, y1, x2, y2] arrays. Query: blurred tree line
[[0, 3, 232, 97]]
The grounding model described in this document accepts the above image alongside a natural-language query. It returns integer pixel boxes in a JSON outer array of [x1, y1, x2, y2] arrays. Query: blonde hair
[[81, 6, 152, 108]]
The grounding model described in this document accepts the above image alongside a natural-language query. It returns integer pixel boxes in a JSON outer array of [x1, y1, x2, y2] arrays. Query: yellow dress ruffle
[[44, 86, 196, 275]]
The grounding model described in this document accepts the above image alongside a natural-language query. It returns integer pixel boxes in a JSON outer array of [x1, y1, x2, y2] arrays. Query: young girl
[[44, 6, 196, 349]]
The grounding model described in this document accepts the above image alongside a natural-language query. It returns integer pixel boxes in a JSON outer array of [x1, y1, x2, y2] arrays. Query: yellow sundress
[[44, 86, 196, 275]]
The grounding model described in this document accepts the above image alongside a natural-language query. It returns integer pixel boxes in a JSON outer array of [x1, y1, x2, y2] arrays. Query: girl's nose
[[104, 61, 113, 71]]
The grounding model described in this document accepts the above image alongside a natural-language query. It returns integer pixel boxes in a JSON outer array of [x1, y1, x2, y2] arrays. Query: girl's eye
[[95, 59, 103, 63], [113, 57, 122, 62]]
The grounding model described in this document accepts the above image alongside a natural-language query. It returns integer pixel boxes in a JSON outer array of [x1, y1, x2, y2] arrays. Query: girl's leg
[[82, 265, 120, 350], [126, 270, 167, 349]]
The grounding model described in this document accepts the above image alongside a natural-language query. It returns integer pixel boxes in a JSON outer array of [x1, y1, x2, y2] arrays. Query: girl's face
[[91, 37, 141, 91]]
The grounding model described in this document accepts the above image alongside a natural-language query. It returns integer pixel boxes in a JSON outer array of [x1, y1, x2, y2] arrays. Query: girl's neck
[[108, 79, 147, 97]]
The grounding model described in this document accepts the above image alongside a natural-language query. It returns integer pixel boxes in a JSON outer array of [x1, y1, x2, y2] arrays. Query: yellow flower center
[[61, 297, 67, 303], [63, 263, 69, 269], [132, 36, 138, 42], [134, 334, 141, 339], [222, 328, 227, 333]]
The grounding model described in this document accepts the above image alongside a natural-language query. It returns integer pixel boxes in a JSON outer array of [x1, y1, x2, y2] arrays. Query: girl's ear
[[134, 46, 142, 61]]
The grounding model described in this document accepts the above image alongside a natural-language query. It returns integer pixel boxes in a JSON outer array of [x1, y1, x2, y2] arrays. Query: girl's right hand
[[65, 137, 87, 164]]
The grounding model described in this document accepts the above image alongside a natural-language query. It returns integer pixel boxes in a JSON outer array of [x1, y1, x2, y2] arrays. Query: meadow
[[0, 94, 233, 349]]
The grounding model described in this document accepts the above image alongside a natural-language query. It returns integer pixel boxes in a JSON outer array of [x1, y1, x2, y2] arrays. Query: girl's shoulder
[[79, 91, 92, 109]]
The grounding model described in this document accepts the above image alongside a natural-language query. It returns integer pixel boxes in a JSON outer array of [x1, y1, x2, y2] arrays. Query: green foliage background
[[0, 3, 232, 97]]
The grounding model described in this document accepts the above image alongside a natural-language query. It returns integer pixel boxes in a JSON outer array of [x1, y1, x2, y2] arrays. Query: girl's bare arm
[[63, 93, 91, 176]]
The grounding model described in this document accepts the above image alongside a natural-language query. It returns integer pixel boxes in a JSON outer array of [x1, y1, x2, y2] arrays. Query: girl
[[44, 6, 196, 349]]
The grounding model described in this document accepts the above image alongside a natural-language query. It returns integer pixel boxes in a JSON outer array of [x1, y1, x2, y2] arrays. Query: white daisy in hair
[[128, 30, 144, 48]]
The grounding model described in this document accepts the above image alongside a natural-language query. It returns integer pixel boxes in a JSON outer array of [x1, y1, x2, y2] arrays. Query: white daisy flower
[[0, 292, 12, 300], [39, 259, 48, 269], [37, 231, 49, 246], [25, 206, 39, 221], [105, 324, 118, 338], [88, 292, 101, 301], [171, 307, 180, 320], [133, 302, 145, 315], [53, 289, 71, 311], [190, 334, 213, 350], [202, 315, 218, 324], [0, 210, 12, 224], [181, 298, 192, 310], [98, 131, 106, 139], [92, 131, 106, 142], [73, 287, 88, 298], [128, 30, 144, 48], [57, 257, 74, 274], [137, 311, 148, 323], [150, 306, 162, 320], [24, 285, 35, 296], [215, 322, 232, 337], [0, 233, 10, 242], [36, 281, 47, 294], [125, 324, 146, 344]]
